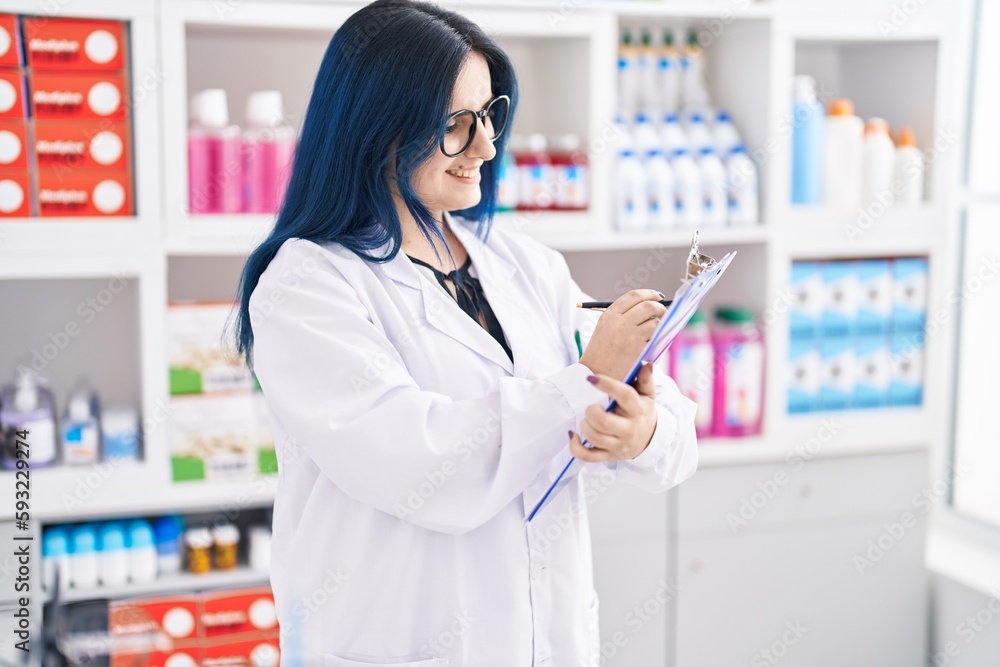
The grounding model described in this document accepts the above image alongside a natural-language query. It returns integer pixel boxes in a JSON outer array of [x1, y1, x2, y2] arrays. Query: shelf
[[166, 214, 276, 256], [46, 565, 270, 604], [774, 205, 944, 257]]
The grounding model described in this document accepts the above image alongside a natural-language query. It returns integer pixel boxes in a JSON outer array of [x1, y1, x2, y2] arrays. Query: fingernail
[[586, 375, 599, 384], [568, 430, 574, 439], [657, 291, 666, 299]]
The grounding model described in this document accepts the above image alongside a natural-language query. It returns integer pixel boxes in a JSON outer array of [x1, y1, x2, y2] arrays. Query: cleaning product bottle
[[680, 29, 710, 109], [242, 90, 297, 214], [61, 382, 101, 465], [0, 370, 57, 469], [712, 306, 764, 437], [823, 98, 864, 210], [685, 112, 713, 154], [126, 519, 158, 584], [42, 526, 70, 592], [188, 89, 241, 215], [616, 147, 648, 230], [660, 112, 689, 155], [671, 148, 702, 227], [668, 309, 715, 438], [657, 28, 681, 114], [550, 134, 589, 211], [637, 28, 658, 110], [515, 134, 554, 210], [697, 147, 728, 226], [97, 521, 128, 587], [862, 117, 896, 205], [70, 523, 98, 589], [617, 28, 639, 115], [791, 75, 824, 205], [726, 145, 759, 225], [895, 126, 924, 205], [154, 515, 184, 575], [712, 111, 742, 157], [101, 406, 140, 462], [633, 111, 662, 156], [645, 148, 676, 229]]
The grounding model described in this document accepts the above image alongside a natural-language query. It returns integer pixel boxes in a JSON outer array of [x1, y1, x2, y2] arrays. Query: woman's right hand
[[579, 289, 668, 381]]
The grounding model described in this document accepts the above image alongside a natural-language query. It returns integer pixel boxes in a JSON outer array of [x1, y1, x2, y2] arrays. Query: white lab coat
[[250, 210, 698, 667]]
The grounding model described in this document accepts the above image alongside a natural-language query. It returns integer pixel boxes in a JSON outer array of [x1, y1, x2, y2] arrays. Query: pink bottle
[[513, 133, 554, 211], [242, 91, 297, 214], [711, 306, 764, 437], [188, 89, 242, 215], [668, 309, 715, 438], [549, 134, 589, 211]]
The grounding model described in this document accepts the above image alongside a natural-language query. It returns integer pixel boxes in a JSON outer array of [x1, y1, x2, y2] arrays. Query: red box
[[110, 644, 201, 667], [109, 595, 200, 642], [202, 587, 279, 640], [0, 169, 30, 217], [0, 121, 28, 168], [36, 167, 133, 216], [203, 633, 280, 667], [33, 119, 130, 170], [22, 17, 126, 70], [29, 71, 128, 120], [0, 68, 27, 119], [0, 15, 22, 67]]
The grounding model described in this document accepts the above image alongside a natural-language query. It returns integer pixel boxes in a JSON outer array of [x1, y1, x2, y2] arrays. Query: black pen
[[576, 299, 673, 310]]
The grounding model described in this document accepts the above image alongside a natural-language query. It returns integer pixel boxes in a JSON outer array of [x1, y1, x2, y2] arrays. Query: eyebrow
[[449, 96, 494, 116]]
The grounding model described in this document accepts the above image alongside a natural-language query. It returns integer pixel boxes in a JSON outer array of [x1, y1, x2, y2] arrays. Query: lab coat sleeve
[[544, 245, 699, 493], [249, 241, 605, 536]]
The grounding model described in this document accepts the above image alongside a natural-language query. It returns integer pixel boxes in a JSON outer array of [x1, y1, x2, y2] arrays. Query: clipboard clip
[[685, 231, 718, 283]]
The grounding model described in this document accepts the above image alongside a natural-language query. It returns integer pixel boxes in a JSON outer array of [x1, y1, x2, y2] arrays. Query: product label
[[63, 423, 98, 464], [674, 343, 714, 430], [723, 341, 763, 427], [554, 165, 588, 208], [24, 418, 57, 464]]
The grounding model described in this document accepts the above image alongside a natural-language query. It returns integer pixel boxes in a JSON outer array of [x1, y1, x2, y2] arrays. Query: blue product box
[[819, 335, 856, 411], [891, 257, 928, 332], [787, 337, 821, 414], [822, 261, 859, 337], [889, 330, 925, 406], [856, 259, 893, 335], [790, 261, 824, 339], [853, 334, 891, 409]]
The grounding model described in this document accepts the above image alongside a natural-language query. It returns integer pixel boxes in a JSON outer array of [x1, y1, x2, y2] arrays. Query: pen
[[576, 299, 673, 310]]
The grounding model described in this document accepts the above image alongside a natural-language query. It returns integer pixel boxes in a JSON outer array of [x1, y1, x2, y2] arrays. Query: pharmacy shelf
[[165, 214, 277, 256], [45, 566, 271, 604], [527, 224, 769, 252], [773, 206, 945, 258]]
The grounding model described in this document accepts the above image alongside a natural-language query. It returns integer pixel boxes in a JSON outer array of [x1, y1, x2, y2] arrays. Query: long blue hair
[[233, 0, 519, 368]]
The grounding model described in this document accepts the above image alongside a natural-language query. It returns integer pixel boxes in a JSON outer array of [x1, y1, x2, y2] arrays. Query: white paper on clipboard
[[526, 236, 737, 522]]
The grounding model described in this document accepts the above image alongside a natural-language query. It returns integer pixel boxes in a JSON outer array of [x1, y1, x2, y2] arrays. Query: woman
[[234, 1, 698, 664]]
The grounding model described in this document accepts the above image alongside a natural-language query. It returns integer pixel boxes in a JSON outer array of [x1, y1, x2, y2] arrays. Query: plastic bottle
[[101, 406, 140, 461], [212, 523, 240, 571], [671, 148, 702, 227], [496, 149, 519, 212], [791, 75, 824, 205], [659, 113, 688, 156], [726, 145, 759, 225], [514, 134, 554, 210], [154, 515, 184, 575], [637, 28, 658, 110], [668, 310, 715, 438], [186, 526, 213, 574], [712, 111, 742, 157], [645, 149, 676, 229], [249, 526, 272, 573], [616, 148, 648, 231], [680, 29, 710, 109], [0, 370, 57, 469], [617, 28, 639, 114], [632, 111, 662, 156], [70, 524, 99, 589], [550, 134, 589, 211], [823, 98, 864, 209], [188, 89, 241, 215], [697, 147, 728, 226], [61, 382, 101, 465], [242, 91, 296, 214], [126, 519, 158, 584], [42, 526, 70, 592], [685, 112, 713, 154], [97, 522, 128, 587], [657, 29, 681, 113], [862, 117, 896, 205], [895, 126, 925, 205], [712, 306, 764, 437]]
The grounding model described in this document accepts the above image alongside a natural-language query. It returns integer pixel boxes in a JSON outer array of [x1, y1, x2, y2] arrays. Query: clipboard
[[526, 233, 737, 522]]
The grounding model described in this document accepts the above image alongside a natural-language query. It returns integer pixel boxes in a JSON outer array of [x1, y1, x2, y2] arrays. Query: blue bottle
[[791, 75, 824, 204]]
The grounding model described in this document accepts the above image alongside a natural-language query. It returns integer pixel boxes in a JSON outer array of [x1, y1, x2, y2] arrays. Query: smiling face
[[410, 50, 498, 218]]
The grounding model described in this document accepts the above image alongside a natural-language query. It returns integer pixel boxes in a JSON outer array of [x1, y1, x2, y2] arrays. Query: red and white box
[[203, 634, 280, 667], [0, 68, 27, 119], [35, 167, 133, 216], [22, 17, 127, 70], [0, 15, 22, 67], [0, 169, 30, 217], [0, 121, 28, 168], [110, 645, 201, 667], [32, 120, 130, 171], [202, 587, 279, 640], [110, 595, 201, 642], [29, 71, 128, 121]]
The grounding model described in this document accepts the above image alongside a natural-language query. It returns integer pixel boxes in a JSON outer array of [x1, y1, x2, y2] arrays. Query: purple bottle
[[188, 89, 242, 215], [1, 370, 58, 469], [242, 91, 297, 214], [668, 309, 715, 438], [711, 306, 764, 437]]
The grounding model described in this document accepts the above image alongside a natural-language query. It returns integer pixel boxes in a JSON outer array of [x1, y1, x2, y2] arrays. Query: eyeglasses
[[440, 94, 510, 157]]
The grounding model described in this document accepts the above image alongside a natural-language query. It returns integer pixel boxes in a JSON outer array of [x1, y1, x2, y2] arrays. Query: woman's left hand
[[570, 361, 658, 462]]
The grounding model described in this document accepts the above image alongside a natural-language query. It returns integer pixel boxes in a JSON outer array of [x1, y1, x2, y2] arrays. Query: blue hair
[[233, 0, 519, 368]]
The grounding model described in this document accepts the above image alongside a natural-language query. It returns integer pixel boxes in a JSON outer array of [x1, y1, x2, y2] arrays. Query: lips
[[446, 167, 480, 179]]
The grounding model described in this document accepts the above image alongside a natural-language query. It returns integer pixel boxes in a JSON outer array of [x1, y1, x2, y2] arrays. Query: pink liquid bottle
[[188, 89, 242, 215], [711, 306, 764, 437], [549, 134, 589, 211], [242, 91, 297, 214], [668, 309, 715, 438], [514, 133, 554, 211]]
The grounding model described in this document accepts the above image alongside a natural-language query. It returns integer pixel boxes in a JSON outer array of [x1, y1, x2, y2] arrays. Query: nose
[[466, 116, 497, 162]]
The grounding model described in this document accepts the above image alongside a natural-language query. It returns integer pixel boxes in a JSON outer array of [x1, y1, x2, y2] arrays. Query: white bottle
[[660, 113, 688, 155], [680, 29, 710, 109], [637, 28, 658, 110], [612, 113, 634, 155], [894, 126, 925, 205], [616, 148, 648, 231], [126, 520, 159, 585], [617, 28, 639, 115], [697, 147, 728, 226], [97, 522, 129, 588], [671, 148, 702, 227], [823, 98, 864, 209], [70, 525, 99, 589], [632, 111, 662, 157], [713, 111, 742, 157], [685, 112, 713, 154], [726, 145, 759, 225], [658, 28, 681, 114], [862, 117, 896, 205], [645, 149, 676, 229]]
